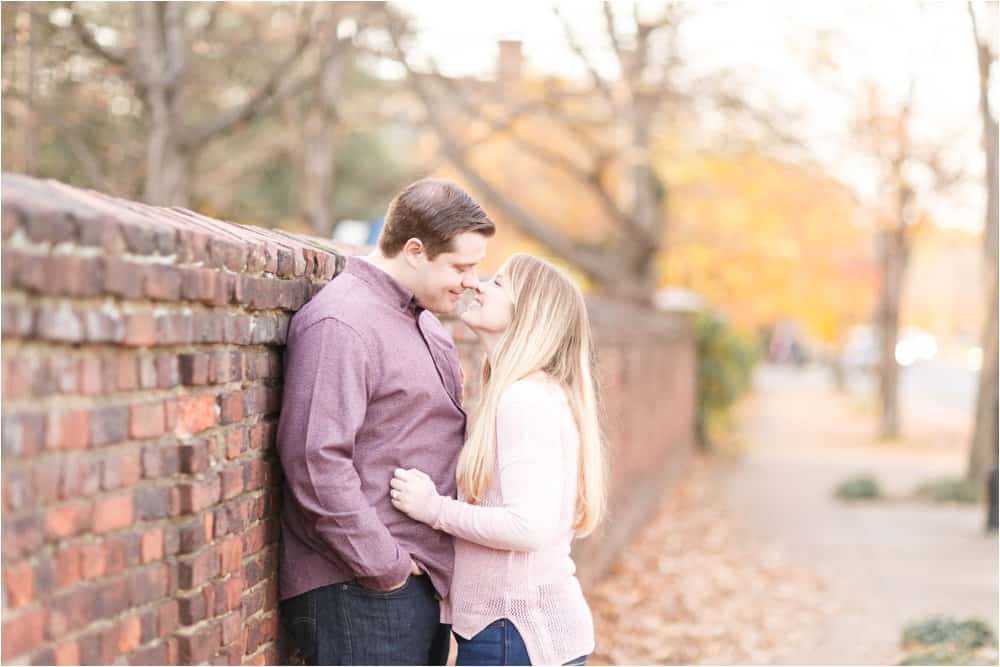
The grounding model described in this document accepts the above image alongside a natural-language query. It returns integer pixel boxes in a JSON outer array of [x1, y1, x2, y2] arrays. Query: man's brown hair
[[378, 179, 495, 259]]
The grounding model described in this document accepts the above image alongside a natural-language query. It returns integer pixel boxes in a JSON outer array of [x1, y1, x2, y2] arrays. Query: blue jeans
[[280, 575, 451, 665], [455, 618, 588, 666]]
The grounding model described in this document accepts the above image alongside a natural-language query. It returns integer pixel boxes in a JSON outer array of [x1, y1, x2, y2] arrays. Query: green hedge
[[694, 310, 760, 448]]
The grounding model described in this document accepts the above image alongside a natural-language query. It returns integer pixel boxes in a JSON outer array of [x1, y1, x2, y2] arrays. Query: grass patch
[[911, 477, 980, 504], [834, 475, 882, 500], [897, 616, 998, 666]]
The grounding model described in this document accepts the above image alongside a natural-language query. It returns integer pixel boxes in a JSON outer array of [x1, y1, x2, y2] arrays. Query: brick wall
[[1, 173, 695, 665]]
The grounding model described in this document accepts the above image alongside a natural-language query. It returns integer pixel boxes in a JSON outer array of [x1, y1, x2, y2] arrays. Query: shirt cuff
[[355, 547, 411, 591]]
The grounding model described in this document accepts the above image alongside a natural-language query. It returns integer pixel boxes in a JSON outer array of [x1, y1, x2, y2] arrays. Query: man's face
[[410, 231, 489, 314]]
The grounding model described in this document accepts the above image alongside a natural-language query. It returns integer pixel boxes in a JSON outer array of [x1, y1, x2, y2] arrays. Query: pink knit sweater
[[428, 379, 595, 666]]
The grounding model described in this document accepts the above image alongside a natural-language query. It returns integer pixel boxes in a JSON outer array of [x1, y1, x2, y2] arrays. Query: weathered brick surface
[[1, 173, 695, 664]]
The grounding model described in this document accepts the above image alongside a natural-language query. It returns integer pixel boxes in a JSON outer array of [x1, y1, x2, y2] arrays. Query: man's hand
[[367, 558, 422, 592], [390, 468, 444, 524]]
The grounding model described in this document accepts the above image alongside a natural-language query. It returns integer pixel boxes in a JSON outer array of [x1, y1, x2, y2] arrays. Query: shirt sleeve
[[277, 317, 411, 590], [429, 382, 565, 552]]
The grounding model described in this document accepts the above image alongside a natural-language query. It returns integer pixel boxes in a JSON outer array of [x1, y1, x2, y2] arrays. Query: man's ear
[[401, 238, 426, 269]]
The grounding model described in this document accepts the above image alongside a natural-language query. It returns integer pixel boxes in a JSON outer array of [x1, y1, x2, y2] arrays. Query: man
[[277, 179, 495, 665]]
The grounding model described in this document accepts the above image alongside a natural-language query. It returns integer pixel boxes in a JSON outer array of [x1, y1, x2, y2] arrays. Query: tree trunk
[[138, 2, 189, 206], [877, 223, 907, 440], [13, 4, 38, 175], [301, 41, 344, 237], [968, 266, 998, 487], [966, 1, 999, 507], [145, 96, 189, 206]]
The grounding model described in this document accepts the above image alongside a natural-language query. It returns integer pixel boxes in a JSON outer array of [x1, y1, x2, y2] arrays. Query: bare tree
[[299, 2, 388, 237], [381, 3, 796, 303], [965, 1, 998, 524], [853, 81, 965, 439], [66, 1, 328, 206]]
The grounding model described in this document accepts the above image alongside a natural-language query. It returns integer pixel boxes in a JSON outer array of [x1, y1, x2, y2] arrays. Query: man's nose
[[461, 272, 480, 290]]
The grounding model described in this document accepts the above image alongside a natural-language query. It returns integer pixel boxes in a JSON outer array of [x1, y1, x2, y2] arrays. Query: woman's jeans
[[279, 574, 451, 665], [455, 618, 588, 666]]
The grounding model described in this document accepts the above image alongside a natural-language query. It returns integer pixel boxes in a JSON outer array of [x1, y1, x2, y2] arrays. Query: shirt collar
[[345, 256, 423, 315]]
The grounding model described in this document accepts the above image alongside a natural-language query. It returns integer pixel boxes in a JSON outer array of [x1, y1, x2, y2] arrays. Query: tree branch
[[67, 1, 145, 85], [552, 6, 618, 110], [181, 6, 318, 147], [384, 16, 618, 287]]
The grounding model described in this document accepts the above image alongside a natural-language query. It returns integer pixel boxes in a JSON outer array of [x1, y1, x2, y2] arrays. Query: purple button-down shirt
[[277, 256, 467, 600]]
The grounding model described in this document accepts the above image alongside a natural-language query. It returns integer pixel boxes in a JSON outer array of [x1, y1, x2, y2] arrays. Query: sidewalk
[[589, 363, 997, 665], [713, 364, 997, 664]]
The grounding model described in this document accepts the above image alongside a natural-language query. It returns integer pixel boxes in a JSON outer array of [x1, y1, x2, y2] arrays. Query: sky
[[391, 0, 991, 233]]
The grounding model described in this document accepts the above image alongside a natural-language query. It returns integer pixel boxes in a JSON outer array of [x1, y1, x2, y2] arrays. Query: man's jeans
[[455, 618, 588, 666], [280, 574, 451, 665]]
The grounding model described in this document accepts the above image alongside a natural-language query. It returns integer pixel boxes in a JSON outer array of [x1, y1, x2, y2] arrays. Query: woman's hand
[[390, 468, 444, 525]]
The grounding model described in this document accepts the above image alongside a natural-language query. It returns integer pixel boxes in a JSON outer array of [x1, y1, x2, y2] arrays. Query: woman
[[389, 253, 607, 666]]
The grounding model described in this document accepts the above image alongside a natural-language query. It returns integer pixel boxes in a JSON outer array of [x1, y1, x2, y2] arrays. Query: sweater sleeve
[[430, 381, 565, 552]]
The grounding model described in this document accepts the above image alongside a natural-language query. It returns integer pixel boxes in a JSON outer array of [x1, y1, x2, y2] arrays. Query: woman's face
[[459, 271, 514, 335]]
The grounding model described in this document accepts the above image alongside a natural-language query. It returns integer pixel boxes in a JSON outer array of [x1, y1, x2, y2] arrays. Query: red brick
[[117, 614, 142, 654], [2, 356, 30, 400], [178, 520, 208, 555], [178, 587, 209, 625], [155, 352, 178, 388], [93, 493, 134, 534], [2, 204, 21, 239], [177, 547, 218, 589], [128, 562, 168, 606], [45, 501, 92, 540], [97, 575, 132, 618], [129, 402, 165, 439], [112, 532, 141, 571], [225, 427, 245, 459], [101, 450, 143, 491], [158, 599, 179, 635], [221, 611, 242, 647], [219, 537, 243, 575], [90, 405, 128, 447], [128, 641, 167, 665], [3, 468, 30, 511], [55, 545, 83, 588], [52, 641, 79, 666], [218, 391, 244, 424], [78, 356, 104, 395], [179, 353, 211, 386], [204, 512, 216, 542], [163, 398, 178, 432], [175, 395, 217, 435], [59, 459, 101, 499], [80, 542, 109, 580], [141, 528, 164, 563], [258, 613, 279, 644], [176, 619, 221, 664], [4, 561, 34, 608], [105, 257, 145, 299], [2, 412, 46, 458], [244, 522, 271, 556], [124, 312, 157, 347], [178, 438, 211, 473], [221, 572, 243, 612], [2, 605, 45, 661], [221, 466, 244, 500], [144, 264, 182, 301], [177, 475, 221, 513], [44, 410, 89, 450], [135, 485, 171, 520], [116, 354, 140, 391]]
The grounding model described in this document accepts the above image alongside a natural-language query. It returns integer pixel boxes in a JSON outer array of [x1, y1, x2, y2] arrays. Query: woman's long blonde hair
[[456, 253, 607, 537]]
